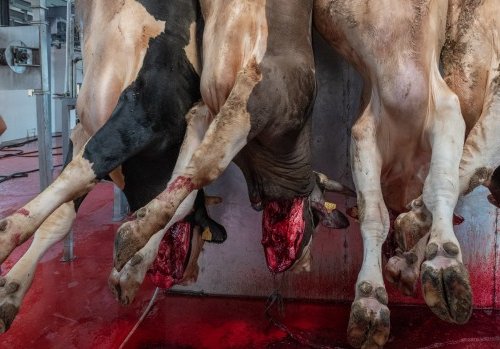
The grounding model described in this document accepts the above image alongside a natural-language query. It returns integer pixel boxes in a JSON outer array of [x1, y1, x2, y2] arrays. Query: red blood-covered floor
[[0, 141, 499, 349]]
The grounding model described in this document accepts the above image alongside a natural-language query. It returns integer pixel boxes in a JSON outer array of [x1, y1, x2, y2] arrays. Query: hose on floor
[[0, 164, 63, 184], [118, 287, 160, 349], [0, 135, 63, 184]]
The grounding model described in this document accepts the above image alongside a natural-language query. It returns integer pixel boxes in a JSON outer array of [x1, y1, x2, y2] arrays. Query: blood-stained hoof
[[384, 252, 420, 297], [108, 264, 143, 306], [113, 222, 148, 271], [347, 282, 390, 349], [421, 244, 472, 324], [0, 277, 21, 333], [394, 201, 431, 251]]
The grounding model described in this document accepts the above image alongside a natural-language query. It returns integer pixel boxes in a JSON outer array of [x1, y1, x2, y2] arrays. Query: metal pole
[[60, 98, 76, 166], [0, 0, 9, 26], [32, 0, 53, 191], [60, 98, 76, 262], [64, 0, 72, 96], [61, 226, 75, 262], [113, 185, 129, 221]]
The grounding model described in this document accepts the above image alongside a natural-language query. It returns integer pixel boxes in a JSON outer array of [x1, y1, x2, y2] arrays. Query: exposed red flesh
[[147, 221, 192, 289], [453, 213, 464, 225], [16, 208, 30, 217], [261, 197, 305, 273], [164, 176, 195, 195]]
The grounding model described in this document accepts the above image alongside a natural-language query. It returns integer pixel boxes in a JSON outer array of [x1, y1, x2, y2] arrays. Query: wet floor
[[0, 142, 499, 349]]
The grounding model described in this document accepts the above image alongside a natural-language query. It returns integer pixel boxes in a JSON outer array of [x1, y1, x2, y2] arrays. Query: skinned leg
[[347, 106, 391, 349], [420, 74, 472, 324], [108, 103, 211, 304], [0, 124, 89, 332], [113, 60, 262, 271]]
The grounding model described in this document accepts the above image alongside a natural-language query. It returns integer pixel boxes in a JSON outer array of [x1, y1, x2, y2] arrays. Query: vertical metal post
[[113, 185, 129, 222], [60, 98, 76, 160], [61, 225, 75, 262], [0, 0, 9, 26], [32, 0, 53, 191], [64, 0, 73, 97], [113, 185, 129, 221], [60, 98, 76, 262], [60, 2, 77, 262]]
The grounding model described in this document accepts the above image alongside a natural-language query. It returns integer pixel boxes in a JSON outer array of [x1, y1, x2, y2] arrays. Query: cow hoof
[[394, 206, 431, 251], [384, 252, 420, 297], [114, 222, 147, 271], [347, 282, 390, 349], [0, 276, 21, 333], [421, 245, 472, 324], [108, 257, 145, 306]]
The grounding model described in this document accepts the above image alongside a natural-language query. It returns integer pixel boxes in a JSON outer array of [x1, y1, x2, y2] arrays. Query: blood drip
[[261, 197, 305, 273], [147, 221, 191, 289]]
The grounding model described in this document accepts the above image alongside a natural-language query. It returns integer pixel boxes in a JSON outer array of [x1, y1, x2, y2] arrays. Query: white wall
[[0, 45, 67, 144], [0, 90, 37, 143]]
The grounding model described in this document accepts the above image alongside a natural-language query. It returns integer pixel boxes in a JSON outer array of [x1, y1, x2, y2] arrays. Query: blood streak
[[11, 233, 21, 246], [166, 176, 195, 194]]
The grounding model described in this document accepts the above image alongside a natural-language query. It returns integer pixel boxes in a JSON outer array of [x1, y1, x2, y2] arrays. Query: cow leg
[[394, 89, 500, 249], [109, 222, 204, 305], [394, 198, 432, 251], [109, 230, 165, 305], [113, 61, 260, 271], [420, 77, 472, 324], [347, 106, 390, 349], [459, 88, 500, 202], [0, 203, 76, 333], [0, 150, 96, 263], [392, 84, 500, 301], [0, 125, 89, 332], [395, 62, 500, 248], [108, 103, 210, 304], [385, 232, 430, 297]]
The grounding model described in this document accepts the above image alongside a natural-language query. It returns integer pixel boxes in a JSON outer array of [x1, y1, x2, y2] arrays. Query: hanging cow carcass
[[314, 0, 473, 347], [0, 0, 227, 332]]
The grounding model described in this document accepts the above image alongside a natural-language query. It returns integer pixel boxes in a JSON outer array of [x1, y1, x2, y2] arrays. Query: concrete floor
[[0, 141, 499, 349]]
